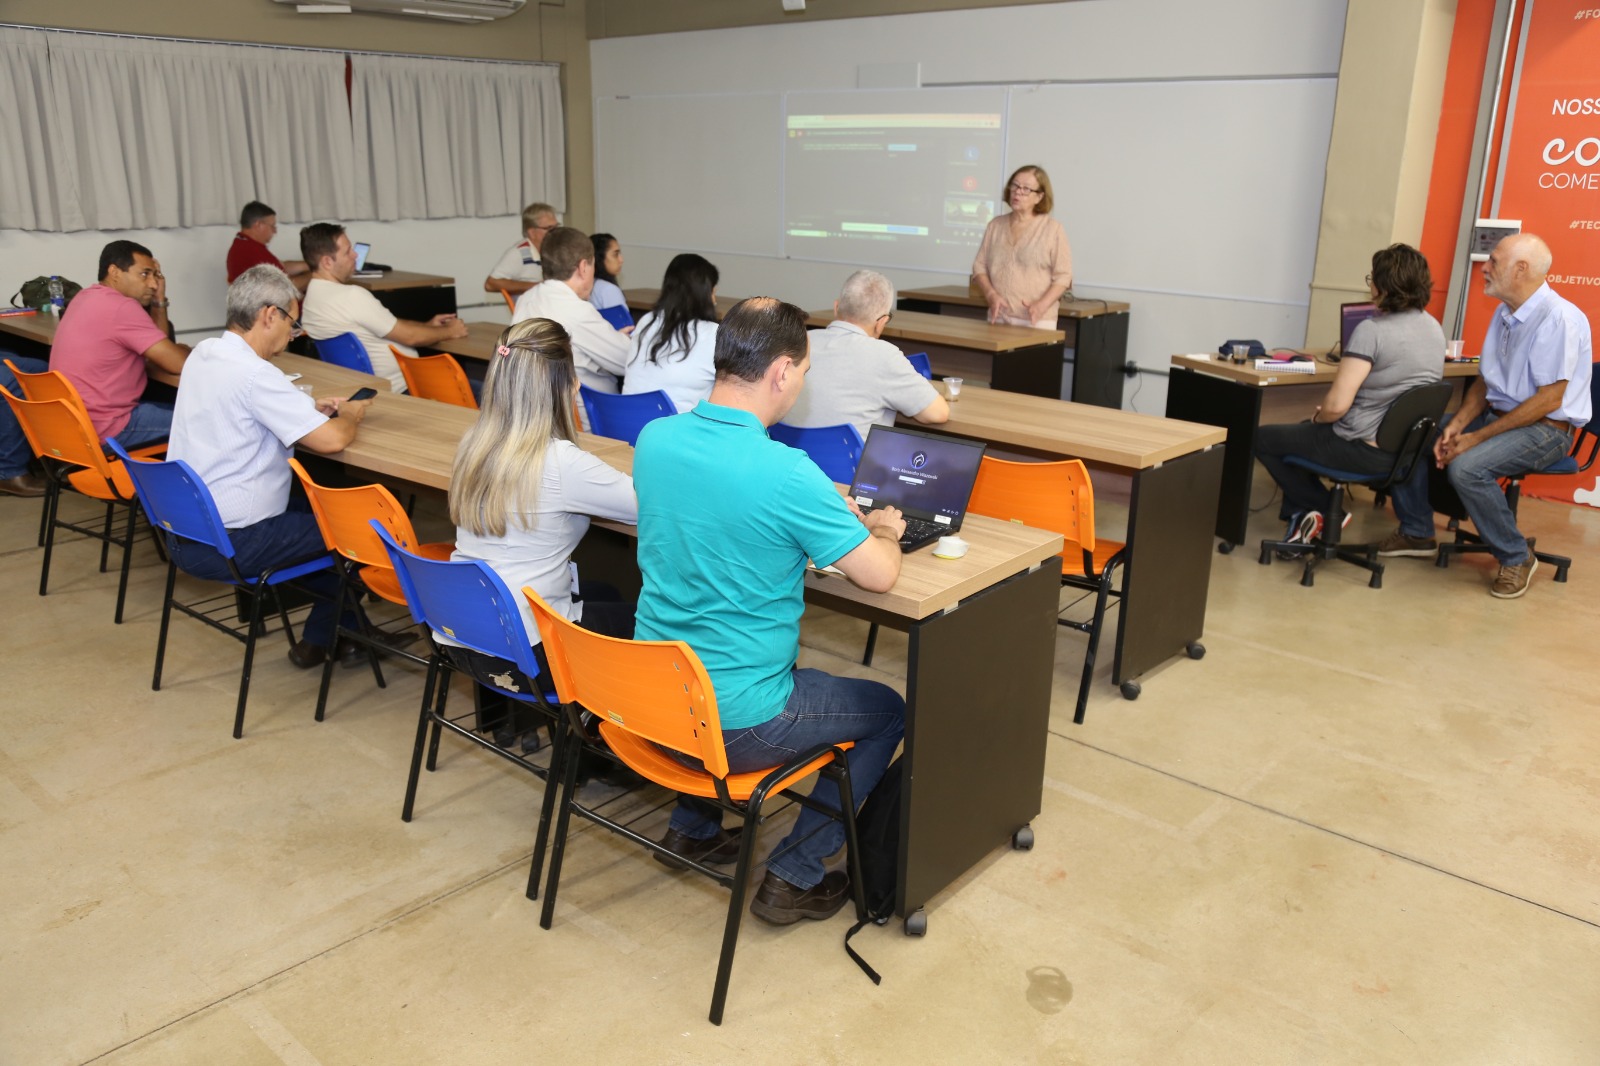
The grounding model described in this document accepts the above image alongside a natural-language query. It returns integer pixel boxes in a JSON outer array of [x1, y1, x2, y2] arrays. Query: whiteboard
[[594, 93, 782, 258], [1006, 79, 1336, 305]]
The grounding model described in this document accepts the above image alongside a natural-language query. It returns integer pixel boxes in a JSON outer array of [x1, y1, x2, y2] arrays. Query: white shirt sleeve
[[554, 442, 638, 523]]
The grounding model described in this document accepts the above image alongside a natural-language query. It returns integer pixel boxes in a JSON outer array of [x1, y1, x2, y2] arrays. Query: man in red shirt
[[226, 201, 310, 293], [53, 241, 191, 447]]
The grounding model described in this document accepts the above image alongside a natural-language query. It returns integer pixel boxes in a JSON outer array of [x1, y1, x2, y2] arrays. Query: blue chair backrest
[[580, 386, 675, 446], [768, 422, 865, 484], [314, 332, 375, 374], [108, 439, 237, 558], [906, 352, 933, 379], [372, 521, 546, 687]]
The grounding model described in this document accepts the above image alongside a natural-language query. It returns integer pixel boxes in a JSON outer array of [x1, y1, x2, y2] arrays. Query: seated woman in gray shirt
[[1255, 243, 1445, 545], [438, 318, 638, 745]]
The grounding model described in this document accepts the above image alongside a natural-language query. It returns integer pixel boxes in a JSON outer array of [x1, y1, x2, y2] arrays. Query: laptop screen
[[1340, 302, 1377, 355], [353, 242, 371, 271], [848, 425, 987, 526]]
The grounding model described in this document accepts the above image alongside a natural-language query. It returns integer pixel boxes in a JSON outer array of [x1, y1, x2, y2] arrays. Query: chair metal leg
[[98, 500, 115, 572], [314, 565, 353, 723], [233, 586, 267, 740], [538, 721, 589, 931], [38, 481, 61, 597], [707, 803, 765, 1026], [524, 711, 568, 902], [152, 563, 178, 691], [425, 663, 450, 772], [113, 501, 137, 624], [401, 660, 440, 822], [1073, 561, 1118, 725], [861, 622, 879, 666], [831, 758, 866, 923]]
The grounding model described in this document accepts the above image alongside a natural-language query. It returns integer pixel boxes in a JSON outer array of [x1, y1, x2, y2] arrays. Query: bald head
[[1484, 232, 1553, 310]]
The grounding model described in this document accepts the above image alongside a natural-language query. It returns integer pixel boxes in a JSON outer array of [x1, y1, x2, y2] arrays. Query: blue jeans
[[1254, 420, 1420, 528], [0, 354, 49, 478], [668, 667, 905, 890], [113, 401, 174, 449], [1391, 411, 1572, 565], [165, 500, 349, 645]]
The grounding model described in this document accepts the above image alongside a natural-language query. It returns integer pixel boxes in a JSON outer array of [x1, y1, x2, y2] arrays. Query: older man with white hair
[[1384, 233, 1592, 599], [783, 269, 948, 441]]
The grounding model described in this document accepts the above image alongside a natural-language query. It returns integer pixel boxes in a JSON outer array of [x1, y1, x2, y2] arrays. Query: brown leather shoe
[[287, 640, 332, 669], [1490, 551, 1538, 599], [0, 473, 46, 498], [655, 826, 743, 870], [749, 869, 850, 926]]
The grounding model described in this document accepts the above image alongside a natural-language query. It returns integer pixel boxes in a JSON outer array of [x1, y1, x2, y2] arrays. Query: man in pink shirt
[[52, 241, 191, 446]]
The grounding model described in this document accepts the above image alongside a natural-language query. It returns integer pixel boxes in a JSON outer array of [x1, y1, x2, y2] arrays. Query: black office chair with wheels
[[1258, 381, 1453, 589], [1434, 372, 1599, 582]]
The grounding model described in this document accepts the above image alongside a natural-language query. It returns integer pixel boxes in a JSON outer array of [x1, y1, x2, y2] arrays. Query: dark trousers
[[1255, 420, 1410, 525], [165, 497, 350, 645]]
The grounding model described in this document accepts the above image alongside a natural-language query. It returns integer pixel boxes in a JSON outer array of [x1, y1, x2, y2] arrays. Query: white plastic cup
[[933, 535, 970, 559], [1231, 343, 1250, 365], [1446, 339, 1465, 361], [945, 376, 964, 401], [296, 384, 315, 398]]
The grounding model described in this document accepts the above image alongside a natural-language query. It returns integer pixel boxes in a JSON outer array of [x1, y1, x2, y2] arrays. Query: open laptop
[[1337, 301, 1378, 361], [848, 425, 988, 552], [352, 241, 384, 279]]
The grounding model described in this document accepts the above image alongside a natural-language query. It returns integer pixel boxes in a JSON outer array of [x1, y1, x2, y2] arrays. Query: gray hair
[[836, 269, 896, 324], [226, 265, 299, 331]]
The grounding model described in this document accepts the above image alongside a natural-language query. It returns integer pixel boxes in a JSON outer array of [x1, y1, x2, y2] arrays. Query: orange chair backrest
[[968, 456, 1097, 555], [392, 347, 477, 409], [525, 588, 732, 781], [4, 359, 87, 410], [0, 385, 120, 483], [502, 290, 517, 314], [287, 457, 428, 568]]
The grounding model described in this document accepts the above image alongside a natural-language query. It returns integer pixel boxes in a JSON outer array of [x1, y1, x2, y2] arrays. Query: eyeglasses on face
[[274, 306, 304, 337], [1008, 181, 1042, 196]]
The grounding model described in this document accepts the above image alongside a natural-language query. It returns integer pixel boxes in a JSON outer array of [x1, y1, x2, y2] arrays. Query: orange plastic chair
[[288, 458, 453, 720], [969, 456, 1126, 725], [391, 348, 477, 409], [525, 588, 866, 1026], [502, 290, 518, 314], [0, 384, 147, 623]]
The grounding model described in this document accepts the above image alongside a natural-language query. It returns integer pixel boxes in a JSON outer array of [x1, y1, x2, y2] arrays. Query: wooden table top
[[1169, 353, 1480, 388], [352, 270, 455, 293], [915, 385, 1224, 469], [899, 284, 1131, 318], [805, 307, 1064, 352], [316, 388, 1061, 620], [623, 288, 744, 320], [0, 312, 58, 346], [278, 354, 392, 395], [426, 320, 505, 362]]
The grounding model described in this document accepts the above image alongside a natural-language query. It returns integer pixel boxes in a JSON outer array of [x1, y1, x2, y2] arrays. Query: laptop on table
[[847, 425, 988, 552], [352, 241, 385, 279]]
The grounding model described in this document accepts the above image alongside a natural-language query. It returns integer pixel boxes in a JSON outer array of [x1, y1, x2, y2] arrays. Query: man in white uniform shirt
[[513, 226, 630, 394], [297, 222, 468, 393], [783, 269, 948, 441], [166, 265, 374, 669], [483, 202, 558, 297]]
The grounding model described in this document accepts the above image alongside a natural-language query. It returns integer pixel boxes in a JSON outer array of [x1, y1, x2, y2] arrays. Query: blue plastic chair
[[109, 440, 337, 739], [313, 332, 375, 374], [906, 351, 933, 379], [579, 386, 675, 446], [373, 523, 566, 900], [768, 422, 865, 484]]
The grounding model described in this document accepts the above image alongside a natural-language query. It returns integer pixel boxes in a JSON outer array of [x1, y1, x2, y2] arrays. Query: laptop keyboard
[[898, 516, 949, 549]]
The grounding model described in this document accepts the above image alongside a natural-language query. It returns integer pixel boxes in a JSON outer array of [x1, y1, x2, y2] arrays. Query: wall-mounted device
[[1468, 218, 1521, 261]]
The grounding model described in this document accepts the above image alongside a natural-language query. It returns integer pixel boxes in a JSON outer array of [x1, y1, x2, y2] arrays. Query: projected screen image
[[783, 106, 1005, 272]]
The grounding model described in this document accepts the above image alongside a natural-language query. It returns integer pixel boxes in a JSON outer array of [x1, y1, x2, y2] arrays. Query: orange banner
[[1471, 1, 1600, 504]]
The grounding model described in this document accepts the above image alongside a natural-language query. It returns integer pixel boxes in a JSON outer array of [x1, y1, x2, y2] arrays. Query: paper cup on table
[[945, 376, 963, 401], [933, 535, 970, 559], [1446, 339, 1464, 361]]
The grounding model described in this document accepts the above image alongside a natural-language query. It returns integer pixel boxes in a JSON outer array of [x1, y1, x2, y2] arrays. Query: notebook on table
[[847, 425, 988, 552]]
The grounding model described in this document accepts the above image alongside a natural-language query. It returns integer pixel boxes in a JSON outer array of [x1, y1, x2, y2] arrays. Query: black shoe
[[655, 826, 744, 870], [749, 869, 850, 925], [287, 640, 333, 670]]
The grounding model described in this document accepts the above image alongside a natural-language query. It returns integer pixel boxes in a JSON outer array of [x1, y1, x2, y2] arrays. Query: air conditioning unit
[[272, 0, 525, 21]]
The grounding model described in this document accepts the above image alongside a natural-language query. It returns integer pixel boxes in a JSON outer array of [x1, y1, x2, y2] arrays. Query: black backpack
[[843, 756, 902, 984]]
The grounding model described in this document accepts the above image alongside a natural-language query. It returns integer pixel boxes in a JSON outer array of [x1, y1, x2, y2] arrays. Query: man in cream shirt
[[297, 222, 467, 393], [512, 226, 630, 394]]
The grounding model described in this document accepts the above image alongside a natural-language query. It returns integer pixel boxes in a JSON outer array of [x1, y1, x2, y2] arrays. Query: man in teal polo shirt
[[633, 297, 908, 925]]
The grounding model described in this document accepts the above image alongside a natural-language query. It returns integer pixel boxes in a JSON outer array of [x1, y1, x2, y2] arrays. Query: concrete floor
[[2, 469, 1597, 1065]]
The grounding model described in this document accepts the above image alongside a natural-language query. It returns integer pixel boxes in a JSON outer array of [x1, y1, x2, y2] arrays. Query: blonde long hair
[[449, 318, 579, 537]]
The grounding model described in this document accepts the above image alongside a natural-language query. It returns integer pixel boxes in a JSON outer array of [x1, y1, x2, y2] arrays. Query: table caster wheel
[[1186, 642, 1205, 660], [1120, 680, 1141, 700], [1217, 541, 1234, 555], [904, 910, 928, 937], [1013, 825, 1034, 850]]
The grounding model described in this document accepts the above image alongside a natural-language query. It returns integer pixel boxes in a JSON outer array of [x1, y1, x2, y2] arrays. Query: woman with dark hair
[[622, 252, 720, 413], [1255, 242, 1445, 546], [587, 232, 633, 330]]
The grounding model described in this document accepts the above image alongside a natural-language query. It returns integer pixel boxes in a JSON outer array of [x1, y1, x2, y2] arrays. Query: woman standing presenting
[[971, 164, 1073, 328]]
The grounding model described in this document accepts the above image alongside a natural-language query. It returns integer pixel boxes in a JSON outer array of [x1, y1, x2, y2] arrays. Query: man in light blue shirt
[[1386, 234, 1592, 599], [633, 297, 907, 925]]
